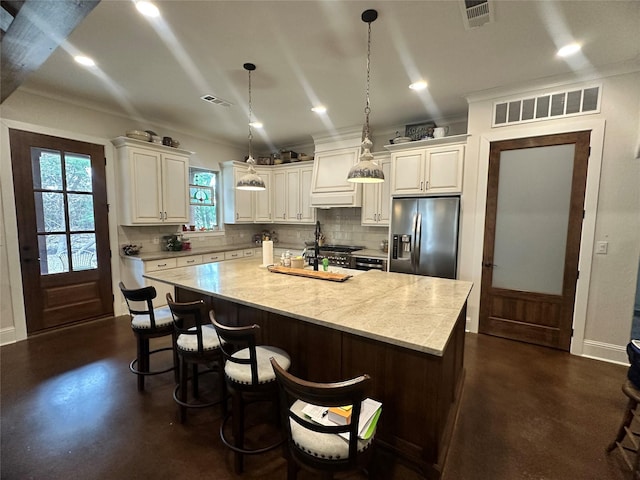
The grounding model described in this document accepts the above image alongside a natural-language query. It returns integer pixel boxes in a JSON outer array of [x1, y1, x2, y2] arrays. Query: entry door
[[9, 129, 113, 334], [479, 131, 590, 350]]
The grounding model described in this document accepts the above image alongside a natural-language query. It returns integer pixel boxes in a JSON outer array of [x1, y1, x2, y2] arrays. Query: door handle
[[483, 262, 497, 268]]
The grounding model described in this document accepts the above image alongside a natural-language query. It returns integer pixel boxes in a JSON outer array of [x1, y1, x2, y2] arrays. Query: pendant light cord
[[247, 68, 253, 160], [363, 19, 372, 139]]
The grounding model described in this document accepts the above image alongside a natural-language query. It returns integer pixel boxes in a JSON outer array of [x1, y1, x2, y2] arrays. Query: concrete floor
[[0, 316, 635, 480]]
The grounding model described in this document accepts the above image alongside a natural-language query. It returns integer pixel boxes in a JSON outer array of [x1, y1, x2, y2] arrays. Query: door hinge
[[588, 147, 591, 157], [577, 270, 580, 279], [104, 157, 107, 165], [583, 210, 585, 219], [107, 203, 110, 213], [109, 250, 112, 259], [571, 328, 574, 337]]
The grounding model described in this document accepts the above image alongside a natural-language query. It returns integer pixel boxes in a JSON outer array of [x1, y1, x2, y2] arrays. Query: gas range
[[306, 244, 364, 268]]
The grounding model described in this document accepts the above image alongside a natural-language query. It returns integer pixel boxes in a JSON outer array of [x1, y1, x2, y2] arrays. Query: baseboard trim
[[581, 339, 628, 365], [0, 326, 16, 346]]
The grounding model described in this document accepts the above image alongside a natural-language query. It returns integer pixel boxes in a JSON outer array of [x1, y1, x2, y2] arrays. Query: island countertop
[[144, 257, 472, 356]]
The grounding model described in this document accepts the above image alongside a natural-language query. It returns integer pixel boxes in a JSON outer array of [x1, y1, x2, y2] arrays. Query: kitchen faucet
[[314, 221, 321, 271]]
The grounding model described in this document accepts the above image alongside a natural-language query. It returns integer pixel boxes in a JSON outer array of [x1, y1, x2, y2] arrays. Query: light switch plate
[[596, 241, 608, 254]]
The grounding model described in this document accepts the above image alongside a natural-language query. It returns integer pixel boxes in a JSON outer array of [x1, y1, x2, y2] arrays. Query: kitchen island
[[144, 258, 472, 479]]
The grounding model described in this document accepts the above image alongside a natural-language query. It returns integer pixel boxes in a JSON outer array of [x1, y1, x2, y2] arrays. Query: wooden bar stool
[[119, 282, 177, 392], [166, 294, 227, 423], [607, 380, 640, 478], [210, 312, 291, 474], [271, 358, 378, 480]]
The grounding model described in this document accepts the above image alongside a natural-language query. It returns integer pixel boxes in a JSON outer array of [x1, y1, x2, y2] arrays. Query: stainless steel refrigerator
[[389, 196, 460, 279]]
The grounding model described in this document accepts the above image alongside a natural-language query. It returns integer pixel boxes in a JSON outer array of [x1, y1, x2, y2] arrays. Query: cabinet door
[[285, 168, 300, 222], [425, 145, 464, 194], [253, 169, 273, 223], [361, 182, 379, 225], [233, 168, 254, 222], [378, 159, 392, 225], [298, 165, 316, 223], [162, 152, 190, 223], [272, 170, 287, 221], [129, 148, 163, 223], [391, 151, 425, 195]]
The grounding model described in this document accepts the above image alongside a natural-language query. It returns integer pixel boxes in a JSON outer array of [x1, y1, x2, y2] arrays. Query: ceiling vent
[[200, 94, 232, 108], [459, 0, 494, 29]]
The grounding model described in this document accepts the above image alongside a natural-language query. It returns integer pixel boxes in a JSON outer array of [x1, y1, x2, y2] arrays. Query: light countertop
[[144, 258, 472, 356]]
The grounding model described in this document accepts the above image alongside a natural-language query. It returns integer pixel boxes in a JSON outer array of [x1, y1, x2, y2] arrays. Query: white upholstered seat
[[130, 305, 173, 329], [176, 324, 221, 352], [225, 345, 290, 385]]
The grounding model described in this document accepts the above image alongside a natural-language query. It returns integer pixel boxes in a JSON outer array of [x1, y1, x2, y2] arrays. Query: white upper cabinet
[[273, 163, 316, 224], [361, 154, 391, 226], [387, 138, 466, 196], [253, 169, 273, 223], [113, 137, 190, 225], [222, 163, 253, 223], [221, 161, 273, 224]]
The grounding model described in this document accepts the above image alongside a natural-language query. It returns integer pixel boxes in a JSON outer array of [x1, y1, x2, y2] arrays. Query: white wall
[[460, 69, 640, 363]]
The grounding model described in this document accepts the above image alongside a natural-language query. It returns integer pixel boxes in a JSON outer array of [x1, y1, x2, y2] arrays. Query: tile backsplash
[[118, 208, 388, 255]]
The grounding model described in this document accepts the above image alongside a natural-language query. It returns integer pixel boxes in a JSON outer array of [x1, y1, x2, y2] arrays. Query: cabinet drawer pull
[[186, 260, 195, 264], [157, 263, 167, 267], [425, 181, 429, 190]]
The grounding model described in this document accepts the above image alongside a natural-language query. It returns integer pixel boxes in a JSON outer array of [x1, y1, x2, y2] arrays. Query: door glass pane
[[492, 144, 575, 295], [65, 154, 93, 192], [71, 233, 97, 271], [38, 234, 68, 275], [68, 193, 95, 231], [34, 192, 65, 233], [32, 149, 62, 190]]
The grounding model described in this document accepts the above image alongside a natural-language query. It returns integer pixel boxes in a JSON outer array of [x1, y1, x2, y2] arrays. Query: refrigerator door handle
[[411, 213, 419, 270], [415, 213, 422, 271]]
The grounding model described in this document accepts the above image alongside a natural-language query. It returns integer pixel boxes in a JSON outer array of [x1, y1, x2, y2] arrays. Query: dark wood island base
[[177, 287, 466, 479]]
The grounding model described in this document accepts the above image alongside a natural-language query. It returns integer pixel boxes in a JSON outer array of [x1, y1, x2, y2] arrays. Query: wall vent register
[[492, 85, 601, 127]]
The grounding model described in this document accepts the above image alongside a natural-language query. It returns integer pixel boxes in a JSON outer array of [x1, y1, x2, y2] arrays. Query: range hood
[[310, 128, 363, 208]]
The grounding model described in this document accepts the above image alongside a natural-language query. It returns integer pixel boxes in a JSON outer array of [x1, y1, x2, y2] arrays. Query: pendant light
[[347, 9, 384, 184], [236, 62, 266, 191]]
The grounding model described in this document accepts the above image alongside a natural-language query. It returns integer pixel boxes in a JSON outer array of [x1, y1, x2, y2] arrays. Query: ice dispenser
[[392, 234, 411, 260]]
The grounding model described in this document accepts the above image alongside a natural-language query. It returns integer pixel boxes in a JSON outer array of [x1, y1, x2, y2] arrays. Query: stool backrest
[[270, 357, 371, 469], [166, 293, 209, 354], [209, 312, 261, 385], [119, 281, 159, 328]]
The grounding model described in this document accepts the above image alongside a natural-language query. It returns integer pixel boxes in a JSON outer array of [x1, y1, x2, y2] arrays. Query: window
[[189, 167, 220, 231]]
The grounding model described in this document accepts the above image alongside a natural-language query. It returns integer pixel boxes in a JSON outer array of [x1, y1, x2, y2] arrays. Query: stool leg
[[172, 331, 179, 383], [192, 364, 199, 399], [179, 357, 188, 423], [232, 392, 245, 474], [137, 336, 148, 392], [608, 398, 637, 452]]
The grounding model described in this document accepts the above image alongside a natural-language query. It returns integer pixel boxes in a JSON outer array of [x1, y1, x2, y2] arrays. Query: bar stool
[[271, 357, 377, 480], [166, 294, 226, 423], [119, 282, 177, 392], [607, 380, 640, 478], [209, 312, 291, 474]]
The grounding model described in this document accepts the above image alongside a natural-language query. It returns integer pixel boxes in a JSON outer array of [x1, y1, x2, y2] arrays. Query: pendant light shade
[[237, 62, 266, 191], [347, 9, 384, 184]]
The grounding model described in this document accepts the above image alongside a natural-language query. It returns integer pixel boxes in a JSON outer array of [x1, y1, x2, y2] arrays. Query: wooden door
[[479, 131, 590, 350], [9, 129, 113, 334]]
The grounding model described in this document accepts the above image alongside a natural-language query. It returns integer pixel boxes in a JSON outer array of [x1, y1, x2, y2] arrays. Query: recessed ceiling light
[[311, 106, 327, 114], [74, 55, 95, 67], [557, 43, 581, 57], [249, 121, 263, 129], [409, 81, 428, 91], [136, 1, 160, 17]]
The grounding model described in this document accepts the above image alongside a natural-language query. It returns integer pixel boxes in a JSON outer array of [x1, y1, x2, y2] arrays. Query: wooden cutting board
[[267, 265, 352, 282]]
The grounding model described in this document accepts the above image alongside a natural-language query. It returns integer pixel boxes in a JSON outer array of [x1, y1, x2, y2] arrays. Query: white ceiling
[[17, 0, 640, 152]]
